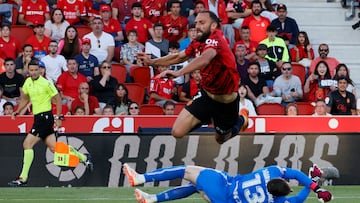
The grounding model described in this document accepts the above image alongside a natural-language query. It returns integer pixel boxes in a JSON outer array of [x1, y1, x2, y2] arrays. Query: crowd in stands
[[0, 0, 359, 117]]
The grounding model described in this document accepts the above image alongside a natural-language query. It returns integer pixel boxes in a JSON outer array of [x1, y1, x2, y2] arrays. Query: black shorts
[[30, 111, 55, 140], [185, 89, 240, 132]]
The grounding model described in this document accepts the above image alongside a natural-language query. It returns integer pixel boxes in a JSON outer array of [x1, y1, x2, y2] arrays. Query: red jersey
[[141, 0, 167, 23], [203, 0, 228, 24], [149, 77, 175, 104], [0, 37, 21, 59], [290, 45, 314, 62], [19, 0, 50, 25], [160, 14, 188, 42], [85, 1, 100, 18], [112, 0, 137, 22], [103, 19, 122, 34], [57, 0, 87, 25], [51, 103, 70, 115], [71, 95, 100, 114], [185, 30, 239, 94], [25, 35, 51, 59], [56, 72, 87, 99], [242, 15, 270, 43], [125, 18, 153, 44]]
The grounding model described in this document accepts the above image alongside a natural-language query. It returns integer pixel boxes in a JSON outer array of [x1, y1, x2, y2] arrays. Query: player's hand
[[309, 164, 323, 182], [136, 52, 152, 65], [315, 188, 332, 202], [156, 69, 177, 79]]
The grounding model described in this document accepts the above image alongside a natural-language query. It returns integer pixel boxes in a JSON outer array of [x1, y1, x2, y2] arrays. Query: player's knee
[[171, 128, 186, 139]]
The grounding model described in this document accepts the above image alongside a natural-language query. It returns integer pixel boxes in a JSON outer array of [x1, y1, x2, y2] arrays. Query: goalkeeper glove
[[309, 164, 323, 183], [314, 187, 332, 202]]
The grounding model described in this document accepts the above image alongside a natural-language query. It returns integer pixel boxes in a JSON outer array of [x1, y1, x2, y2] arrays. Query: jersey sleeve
[[22, 79, 30, 95], [47, 79, 59, 97]]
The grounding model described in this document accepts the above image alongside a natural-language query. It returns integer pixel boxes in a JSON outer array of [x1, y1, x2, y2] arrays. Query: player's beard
[[196, 27, 211, 42]]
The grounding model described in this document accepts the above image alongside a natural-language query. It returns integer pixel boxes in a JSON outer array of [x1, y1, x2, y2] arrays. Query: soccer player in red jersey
[[160, 0, 188, 43], [140, 0, 167, 24], [18, 0, 50, 26], [57, 0, 87, 25], [138, 11, 249, 144]]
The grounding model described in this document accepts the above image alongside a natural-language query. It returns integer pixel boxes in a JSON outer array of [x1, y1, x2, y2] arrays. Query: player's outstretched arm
[[137, 51, 189, 67]]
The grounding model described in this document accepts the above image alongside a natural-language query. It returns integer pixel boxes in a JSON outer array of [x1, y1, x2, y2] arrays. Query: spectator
[[256, 43, 280, 88], [260, 25, 289, 67], [233, 26, 258, 61], [160, 0, 188, 43], [121, 30, 145, 73], [57, 0, 87, 25], [44, 8, 70, 42], [0, 0, 19, 24], [75, 38, 100, 82], [234, 44, 250, 82], [327, 76, 356, 115], [141, 0, 167, 24], [71, 82, 101, 115], [271, 3, 299, 45], [163, 100, 175, 115], [179, 70, 201, 102], [168, 0, 194, 18], [285, 102, 299, 116], [128, 101, 140, 115], [0, 84, 6, 115], [100, 4, 124, 47], [0, 58, 25, 105], [102, 104, 115, 115], [126, 2, 155, 45], [18, 0, 50, 26], [226, 0, 252, 29], [179, 23, 196, 51], [188, 0, 205, 26], [90, 61, 118, 109], [111, 0, 137, 31], [304, 61, 332, 103], [242, 0, 270, 43], [114, 83, 132, 115], [149, 65, 176, 106], [73, 106, 85, 115], [57, 25, 82, 59], [38, 60, 48, 80], [0, 24, 21, 60], [2, 101, 14, 115], [259, 0, 277, 21], [242, 61, 270, 106], [309, 43, 340, 77], [51, 96, 71, 116], [312, 99, 331, 116], [238, 84, 257, 116], [272, 62, 303, 106], [56, 58, 87, 108], [145, 23, 169, 59], [168, 42, 188, 86], [84, 17, 115, 63], [41, 40, 68, 83], [333, 63, 357, 98], [25, 22, 52, 60], [15, 44, 36, 78], [290, 31, 314, 67]]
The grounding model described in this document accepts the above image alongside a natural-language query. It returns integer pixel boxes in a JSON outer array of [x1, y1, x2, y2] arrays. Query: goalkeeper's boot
[[123, 163, 145, 186], [239, 108, 249, 132], [8, 177, 27, 187], [135, 188, 157, 203], [85, 154, 94, 172]]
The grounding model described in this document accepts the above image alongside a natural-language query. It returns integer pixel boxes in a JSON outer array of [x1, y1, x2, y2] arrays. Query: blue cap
[[39, 60, 45, 68]]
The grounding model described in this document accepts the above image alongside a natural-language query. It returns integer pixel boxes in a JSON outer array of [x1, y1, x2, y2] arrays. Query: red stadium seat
[[111, 63, 127, 83], [174, 102, 186, 115], [130, 66, 151, 89], [76, 25, 92, 39], [139, 104, 163, 115], [296, 102, 314, 115], [113, 46, 121, 63], [257, 103, 285, 115], [125, 83, 145, 105], [10, 25, 33, 47], [291, 63, 306, 86]]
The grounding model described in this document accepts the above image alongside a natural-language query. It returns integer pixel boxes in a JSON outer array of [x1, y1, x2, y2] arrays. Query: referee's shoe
[[8, 177, 27, 187]]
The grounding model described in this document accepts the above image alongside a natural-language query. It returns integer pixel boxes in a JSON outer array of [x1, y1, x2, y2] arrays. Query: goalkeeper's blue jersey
[[229, 166, 312, 203]]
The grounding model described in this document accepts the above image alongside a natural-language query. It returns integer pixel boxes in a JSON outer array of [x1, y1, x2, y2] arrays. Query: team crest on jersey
[[205, 39, 218, 46], [144, 24, 148, 29], [39, 5, 43, 10], [111, 25, 114, 30]]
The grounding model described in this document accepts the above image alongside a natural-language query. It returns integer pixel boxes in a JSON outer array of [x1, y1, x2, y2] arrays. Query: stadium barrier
[[0, 116, 359, 187]]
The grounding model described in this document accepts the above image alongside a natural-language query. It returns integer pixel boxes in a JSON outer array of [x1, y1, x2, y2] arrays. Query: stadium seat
[[256, 103, 285, 115], [296, 102, 314, 115], [125, 83, 145, 105], [113, 46, 121, 63], [139, 104, 163, 115], [76, 25, 92, 39], [111, 63, 127, 83], [291, 63, 306, 86], [130, 66, 151, 89], [174, 102, 186, 115], [10, 25, 33, 47]]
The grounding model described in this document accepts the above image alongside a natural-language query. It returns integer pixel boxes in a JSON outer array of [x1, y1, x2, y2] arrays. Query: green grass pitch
[[0, 186, 360, 202]]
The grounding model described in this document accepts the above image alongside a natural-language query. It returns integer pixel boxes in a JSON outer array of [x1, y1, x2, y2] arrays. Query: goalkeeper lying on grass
[[123, 163, 332, 203]]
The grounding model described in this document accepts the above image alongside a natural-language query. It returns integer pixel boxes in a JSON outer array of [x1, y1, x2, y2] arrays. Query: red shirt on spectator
[[57, 0, 87, 25], [19, 0, 50, 25], [126, 18, 153, 44], [25, 35, 51, 59], [112, 0, 137, 23], [149, 77, 175, 104], [141, 0, 167, 23], [71, 96, 100, 114], [242, 15, 270, 43], [0, 36, 21, 60], [160, 14, 188, 42], [185, 29, 239, 94], [290, 45, 314, 62], [103, 18, 122, 34], [56, 72, 87, 99], [52, 103, 70, 115]]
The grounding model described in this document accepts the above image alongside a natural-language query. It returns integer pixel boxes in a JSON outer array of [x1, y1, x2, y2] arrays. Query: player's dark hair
[[267, 178, 292, 197], [199, 10, 221, 29]]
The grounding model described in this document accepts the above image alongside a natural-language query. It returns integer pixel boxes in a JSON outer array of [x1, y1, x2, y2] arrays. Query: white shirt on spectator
[[42, 54, 68, 83], [84, 32, 115, 63]]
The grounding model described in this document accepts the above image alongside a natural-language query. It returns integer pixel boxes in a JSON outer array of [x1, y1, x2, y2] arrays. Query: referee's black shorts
[[29, 111, 55, 140]]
